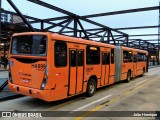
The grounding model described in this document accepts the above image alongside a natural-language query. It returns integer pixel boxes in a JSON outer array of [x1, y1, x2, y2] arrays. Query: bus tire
[[126, 71, 131, 82], [86, 78, 96, 97], [141, 68, 145, 77]]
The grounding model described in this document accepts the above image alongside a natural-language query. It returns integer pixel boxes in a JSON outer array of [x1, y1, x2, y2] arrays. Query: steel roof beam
[[27, 0, 127, 36], [27, 0, 76, 16], [82, 6, 160, 18], [44, 18, 71, 31], [43, 16, 69, 21], [129, 34, 160, 37], [59, 18, 74, 34], [1, 9, 41, 22], [62, 25, 160, 34], [89, 34, 160, 38], [7, 0, 36, 32], [79, 17, 127, 35], [1, 9, 78, 32], [129, 39, 160, 41], [115, 25, 160, 30]]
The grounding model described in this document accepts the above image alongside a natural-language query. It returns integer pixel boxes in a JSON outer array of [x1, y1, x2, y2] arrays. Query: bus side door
[[101, 52, 110, 86], [133, 54, 137, 77], [69, 49, 84, 95]]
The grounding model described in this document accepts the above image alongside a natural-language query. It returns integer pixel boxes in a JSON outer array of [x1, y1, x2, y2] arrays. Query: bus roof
[[121, 46, 148, 53], [52, 33, 116, 48], [12, 32, 148, 53], [12, 32, 49, 36]]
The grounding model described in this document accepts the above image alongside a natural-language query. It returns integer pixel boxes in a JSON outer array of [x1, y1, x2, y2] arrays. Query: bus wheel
[[141, 69, 145, 77], [86, 78, 96, 97], [126, 71, 131, 82]]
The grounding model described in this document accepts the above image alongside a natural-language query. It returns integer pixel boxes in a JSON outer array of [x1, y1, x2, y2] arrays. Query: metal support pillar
[[41, 20, 44, 31], [107, 30, 110, 44], [118, 40, 120, 45], [74, 18, 78, 37], [3, 44, 6, 58], [109, 31, 116, 45], [0, 0, 1, 44], [100, 31, 107, 42], [7, 0, 35, 32], [139, 40, 141, 49], [158, 2, 160, 65], [79, 31, 82, 38], [126, 35, 129, 47]]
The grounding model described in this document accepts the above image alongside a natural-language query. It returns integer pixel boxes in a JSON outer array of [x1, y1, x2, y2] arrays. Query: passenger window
[[137, 53, 146, 62], [123, 51, 132, 63], [86, 46, 100, 65], [54, 41, 67, 67]]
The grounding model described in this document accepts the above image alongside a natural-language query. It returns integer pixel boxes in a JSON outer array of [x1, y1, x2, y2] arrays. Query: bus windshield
[[11, 35, 47, 56]]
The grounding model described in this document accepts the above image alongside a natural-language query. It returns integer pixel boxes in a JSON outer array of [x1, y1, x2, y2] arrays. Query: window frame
[[137, 52, 146, 62], [11, 35, 48, 57], [54, 41, 67, 67], [102, 53, 110, 65], [123, 50, 133, 63], [86, 46, 100, 65]]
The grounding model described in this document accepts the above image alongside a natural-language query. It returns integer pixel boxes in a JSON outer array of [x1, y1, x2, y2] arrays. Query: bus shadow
[[19, 75, 146, 110], [18, 93, 86, 111]]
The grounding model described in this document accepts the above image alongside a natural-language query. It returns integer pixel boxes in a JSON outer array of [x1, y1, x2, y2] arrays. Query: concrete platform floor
[[0, 67, 160, 120]]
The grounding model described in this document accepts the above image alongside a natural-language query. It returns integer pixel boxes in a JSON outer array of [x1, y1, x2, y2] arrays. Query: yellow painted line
[[74, 76, 160, 120]]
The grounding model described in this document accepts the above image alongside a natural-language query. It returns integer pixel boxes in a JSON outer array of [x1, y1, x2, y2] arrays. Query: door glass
[[78, 51, 84, 66], [71, 50, 76, 67], [134, 55, 137, 62], [102, 53, 106, 65], [102, 53, 110, 65], [106, 53, 110, 64]]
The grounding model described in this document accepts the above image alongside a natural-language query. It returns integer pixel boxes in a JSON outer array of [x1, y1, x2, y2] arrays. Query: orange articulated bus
[[8, 32, 148, 102]]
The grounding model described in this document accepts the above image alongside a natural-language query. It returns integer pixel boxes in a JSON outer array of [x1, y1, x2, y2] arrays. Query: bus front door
[[69, 49, 84, 95], [101, 52, 110, 86]]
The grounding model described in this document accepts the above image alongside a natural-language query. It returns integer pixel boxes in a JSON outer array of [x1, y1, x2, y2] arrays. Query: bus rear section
[[8, 34, 51, 101]]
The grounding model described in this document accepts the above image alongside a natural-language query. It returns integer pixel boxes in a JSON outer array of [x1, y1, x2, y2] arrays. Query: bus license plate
[[22, 79, 30, 83]]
